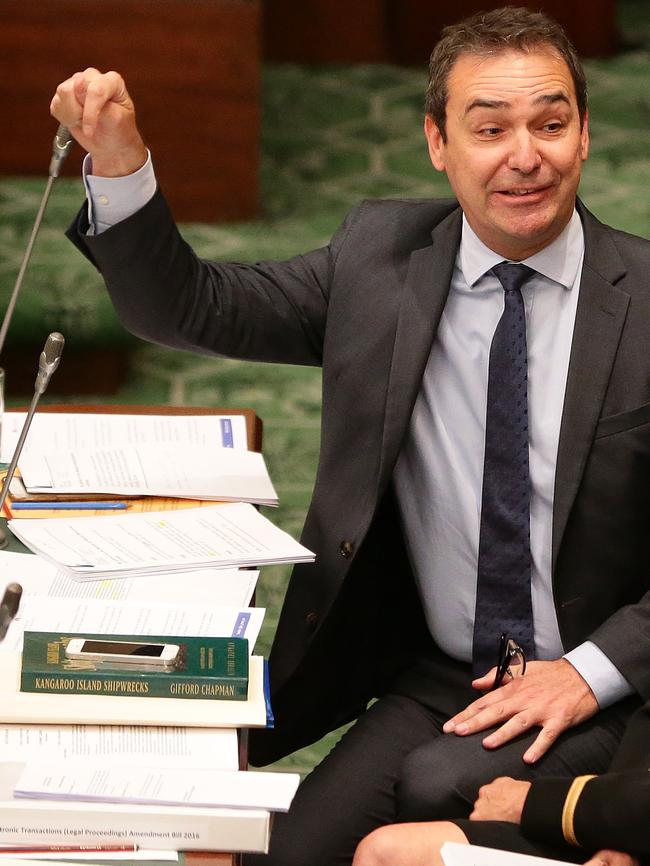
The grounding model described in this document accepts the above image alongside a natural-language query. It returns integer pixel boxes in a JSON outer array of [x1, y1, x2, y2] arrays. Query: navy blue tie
[[472, 262, 536, 678]]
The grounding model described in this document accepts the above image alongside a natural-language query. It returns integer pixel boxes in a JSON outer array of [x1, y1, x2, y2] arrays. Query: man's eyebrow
[[533, 90, 571, 108], [464, 91, 571, 116], [464, 98, 510, 115]]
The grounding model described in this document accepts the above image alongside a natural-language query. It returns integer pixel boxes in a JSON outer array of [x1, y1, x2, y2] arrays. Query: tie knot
[[492, 262, 535, 294]]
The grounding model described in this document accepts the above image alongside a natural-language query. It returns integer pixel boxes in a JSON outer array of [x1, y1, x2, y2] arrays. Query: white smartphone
[[65, 638, 180, 667]]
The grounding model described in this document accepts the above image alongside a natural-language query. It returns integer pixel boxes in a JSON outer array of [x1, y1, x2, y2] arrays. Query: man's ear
[[424, 115, 446, 172], [580, 110, 590, 162]]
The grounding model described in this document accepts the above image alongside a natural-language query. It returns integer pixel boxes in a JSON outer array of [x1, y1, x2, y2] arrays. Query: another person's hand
[[50, 69, 147, 176], [443, 659, 599, 763], [469, 776, 531, 823], [583, 849, 640, 866]]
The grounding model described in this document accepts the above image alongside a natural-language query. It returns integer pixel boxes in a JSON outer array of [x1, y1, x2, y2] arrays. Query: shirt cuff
[[563, 640, 634, 708], [82, 151, 157, 235]]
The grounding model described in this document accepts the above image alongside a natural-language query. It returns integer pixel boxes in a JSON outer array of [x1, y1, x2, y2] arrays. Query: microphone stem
[[0, 176, 55, 356], [0, 389, 41, 549]]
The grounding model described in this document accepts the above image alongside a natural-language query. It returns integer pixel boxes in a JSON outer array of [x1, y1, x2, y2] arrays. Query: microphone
[[35, 331, 65, 394], [0, 124, 75, 356], [0, 332, 65, 550], [0, 583, 23, 643], [49, 124, 74, 179]]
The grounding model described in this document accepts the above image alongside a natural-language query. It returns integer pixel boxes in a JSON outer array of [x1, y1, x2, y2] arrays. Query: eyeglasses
[[492, 633, 527, 690]]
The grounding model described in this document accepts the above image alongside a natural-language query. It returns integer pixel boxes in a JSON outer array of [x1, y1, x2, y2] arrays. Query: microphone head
[[35, 331, 65, 394], [49, 124, 75, 178], [1, 582, 22, 617], [42, 331, 65, 366]]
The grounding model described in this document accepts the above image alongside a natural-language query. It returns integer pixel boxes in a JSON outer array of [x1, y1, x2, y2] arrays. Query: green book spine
[[20, 631, 249, 701]]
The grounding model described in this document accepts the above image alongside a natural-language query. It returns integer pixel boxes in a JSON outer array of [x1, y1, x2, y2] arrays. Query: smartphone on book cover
[[65, 638, 180, 668]]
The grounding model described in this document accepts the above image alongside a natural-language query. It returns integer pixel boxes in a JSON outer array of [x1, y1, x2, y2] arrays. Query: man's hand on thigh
[[443, 659, 599, 763]]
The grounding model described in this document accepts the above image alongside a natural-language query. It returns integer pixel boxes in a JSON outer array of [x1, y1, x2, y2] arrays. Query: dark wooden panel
[[389, 0, 619, 66], [264, 0, 618, 64], [263, 0, 388, 63], [0, 0, 260, 222], [3, 348, 130, 397]]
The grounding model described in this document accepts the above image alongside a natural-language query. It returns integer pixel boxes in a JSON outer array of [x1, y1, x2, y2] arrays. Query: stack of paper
[[0, 693, 293, 852], [0, 413, 249, 463], [2, 412, 278, 507], [0, 761, 272, 852], [8, 502, 314, 579], [0, 722, 240, 770], [0, 555, 272, 728], [17, 445, 278, 506], [0, 551, 259, 609], [14, 764, 300, 812], [0, 408, 305, 853]]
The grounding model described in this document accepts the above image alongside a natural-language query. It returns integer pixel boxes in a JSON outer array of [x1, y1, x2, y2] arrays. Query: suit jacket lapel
[[552, 204, 630, 571], [373, 200, 627, 575], [378, 206, 462, 487]]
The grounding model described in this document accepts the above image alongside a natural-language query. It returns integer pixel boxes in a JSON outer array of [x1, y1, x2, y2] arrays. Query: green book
[[20, 631, 249, 701]]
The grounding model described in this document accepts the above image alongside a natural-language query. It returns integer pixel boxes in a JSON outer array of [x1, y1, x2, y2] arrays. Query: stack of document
[[0, 723, 297, 851], [17, 444, 278, 506], [0, 552, 271, 727], [0, 558, 300, 854], [0, 558, 265, 656], [2, 412, 278, 507], [8, 502, 315, 579], [0, 412, 250, 462], [14, 764, 300, 813]]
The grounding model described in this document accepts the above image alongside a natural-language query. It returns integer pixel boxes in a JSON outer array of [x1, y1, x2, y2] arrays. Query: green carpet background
[[0, 0, 648, 775]]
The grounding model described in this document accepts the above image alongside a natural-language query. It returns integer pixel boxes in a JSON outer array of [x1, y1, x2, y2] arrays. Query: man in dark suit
[[52, 6, 650, 865]]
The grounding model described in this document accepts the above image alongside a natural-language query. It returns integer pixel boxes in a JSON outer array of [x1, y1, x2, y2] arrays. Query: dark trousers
[[244, 650, 635, 866]]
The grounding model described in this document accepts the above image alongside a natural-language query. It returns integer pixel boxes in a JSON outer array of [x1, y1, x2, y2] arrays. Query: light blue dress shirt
[[394, 214, 632, 707], [84, 158, 632, 707]]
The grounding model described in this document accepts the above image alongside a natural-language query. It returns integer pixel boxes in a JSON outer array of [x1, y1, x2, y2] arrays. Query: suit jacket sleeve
[[522, 703, 650, 858], [522, 770, 650, 858], [66, 187, 361, 368]]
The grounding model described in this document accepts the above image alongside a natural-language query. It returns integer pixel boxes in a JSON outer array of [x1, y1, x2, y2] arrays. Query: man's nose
[[507, 132, 542, 174]]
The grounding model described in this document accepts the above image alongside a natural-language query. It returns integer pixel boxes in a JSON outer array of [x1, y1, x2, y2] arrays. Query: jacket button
[[306, 612, 319, 632], [339, 539, 355, 559]]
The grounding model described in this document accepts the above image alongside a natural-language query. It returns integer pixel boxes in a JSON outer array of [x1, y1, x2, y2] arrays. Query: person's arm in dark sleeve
[[522, 770, 650, 857]]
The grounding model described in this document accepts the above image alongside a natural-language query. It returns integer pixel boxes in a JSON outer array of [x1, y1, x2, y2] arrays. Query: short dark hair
[[425, 6, 587, 141]]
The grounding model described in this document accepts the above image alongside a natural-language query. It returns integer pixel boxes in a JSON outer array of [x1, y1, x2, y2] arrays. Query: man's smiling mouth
[[501, 186, 547, 196]]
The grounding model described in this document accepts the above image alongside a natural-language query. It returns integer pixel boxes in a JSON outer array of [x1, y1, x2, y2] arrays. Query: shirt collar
[[459, 209, 585, 290]]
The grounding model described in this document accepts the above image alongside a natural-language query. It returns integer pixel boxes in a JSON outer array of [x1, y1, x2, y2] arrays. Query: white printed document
[[8, 503, 314, 579], [0, 594, 265, 655], [441, 842, 578, 866], [15, 764, 300, 812], [18, 444, 278, 506], [1, 413, 248, 464], [0, 724, 238, 770], [0, 550, 259, 607], [0, 761, 271, 852]]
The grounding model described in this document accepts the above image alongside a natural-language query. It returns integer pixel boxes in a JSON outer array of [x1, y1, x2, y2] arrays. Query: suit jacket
[[522, 701, 650, 860], [71, 190, 650, 764]]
